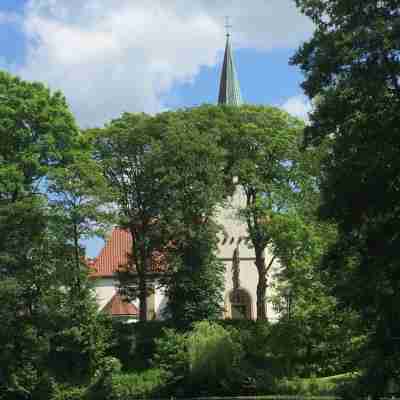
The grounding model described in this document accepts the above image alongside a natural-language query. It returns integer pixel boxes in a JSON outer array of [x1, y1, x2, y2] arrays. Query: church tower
[[218, 27, 243, 105]]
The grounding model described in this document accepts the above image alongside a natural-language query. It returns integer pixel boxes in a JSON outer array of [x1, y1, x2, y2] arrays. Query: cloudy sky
[[1, 0, 314, 255]]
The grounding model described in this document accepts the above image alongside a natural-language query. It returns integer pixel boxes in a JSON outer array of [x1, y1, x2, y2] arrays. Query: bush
[[153, 328, 187, 384], [152, 321, 244, 395], [187, 321, 243, 390], [88, 369, 168, 400], [108, 320, 173, 371], [52, 385, 87, 400]]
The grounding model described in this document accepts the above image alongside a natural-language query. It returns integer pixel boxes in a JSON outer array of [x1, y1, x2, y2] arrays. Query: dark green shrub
[[111, 369, 167, 399], [108, 320, 173, 371], [88, 369, 168, 400], [152, 328, 188, 384], [52, 385, 87, 400], [153, 321, 244, 395], [186, 321, 243, 391]]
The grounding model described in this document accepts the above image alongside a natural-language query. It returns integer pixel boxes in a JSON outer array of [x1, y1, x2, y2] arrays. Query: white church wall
[[265, 263, 282, 322], [93, 277, 164, 317], [154, 285, 168, 319], [217, 187, 282, 321], [221, 253, 280, 321], [92, 278, 117, 309]]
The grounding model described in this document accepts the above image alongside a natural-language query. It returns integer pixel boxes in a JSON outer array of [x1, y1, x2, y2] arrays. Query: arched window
[[228, 288, 252, 319]]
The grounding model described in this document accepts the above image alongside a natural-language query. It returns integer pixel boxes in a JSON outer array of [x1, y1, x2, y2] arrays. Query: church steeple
[[218, 27, 243, 106]]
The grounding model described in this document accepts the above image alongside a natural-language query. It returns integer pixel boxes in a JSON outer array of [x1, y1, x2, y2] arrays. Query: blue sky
[[0, 1, 313, 257], [166, 47, 305, 109]]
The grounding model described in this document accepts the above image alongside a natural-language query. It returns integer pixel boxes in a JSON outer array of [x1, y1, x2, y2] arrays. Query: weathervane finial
[[224, 16, 232, 37]]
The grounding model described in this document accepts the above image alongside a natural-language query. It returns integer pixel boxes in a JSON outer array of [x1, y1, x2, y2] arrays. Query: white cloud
[[15, 0, 313, 126], [281, 95, 311, 121]]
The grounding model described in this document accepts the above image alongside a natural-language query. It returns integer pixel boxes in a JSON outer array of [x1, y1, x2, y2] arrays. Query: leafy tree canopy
[[220, 105, 307, 320], [292, 0, 400, 392]]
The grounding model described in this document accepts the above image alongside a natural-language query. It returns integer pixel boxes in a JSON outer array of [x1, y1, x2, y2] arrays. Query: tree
[[270, 211, 361, 377], [0, 71, 109, 398], [48, 140, 112, 297], [292, 0, 400, 392], [221, 105, 305, 320], [0, 71, 79, 199], [94, 106, 229, 324], [92, 113, 166, 321], [152, 106, 227, 323], [0, 69, 80, 322]]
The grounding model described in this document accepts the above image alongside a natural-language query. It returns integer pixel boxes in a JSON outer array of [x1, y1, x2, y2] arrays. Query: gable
[[102, 293, 138, 316]]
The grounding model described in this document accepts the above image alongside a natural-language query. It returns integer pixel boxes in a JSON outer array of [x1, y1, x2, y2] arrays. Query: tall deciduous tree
[[0, 70, 80, 321], [221, 105, 305, 320], [48, 143, 112, 297], [0, 71, 109, 397], [92, 113, 165, 321], [93, 106, 228, 324], [292, 0, 400, 392]]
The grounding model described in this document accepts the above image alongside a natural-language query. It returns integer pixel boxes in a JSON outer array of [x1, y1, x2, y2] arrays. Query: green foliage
[[92, 112, 165, 321], [153, 321, 244, 395], [162, 225, 225, 324], [94, 107, 228, 323], [0, 71, 79, 217], [277, 377, 335, 396], [151, 107, 227, 323], [292, 0, 400, 392], [0, 69, 365, 397], [269, 214, 361, 377], [48, 304, 111, 383], [186, 321, 243, 390], [0, 71, 111, 399], [153, 328, 188, 383], [52, 386, 87, 400], [272, 373, 359, 397], [220, 105, 307, 319], [108, 321, 174, 371], [108, 317, 358, 395], [89, 369, 168, 400]]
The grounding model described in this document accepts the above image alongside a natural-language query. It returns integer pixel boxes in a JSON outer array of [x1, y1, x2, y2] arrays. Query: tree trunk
[[255, 247, 267, 320], [73, 222, 81, 294], [130, 227, 148, 322], [138, 274, 148, 322]]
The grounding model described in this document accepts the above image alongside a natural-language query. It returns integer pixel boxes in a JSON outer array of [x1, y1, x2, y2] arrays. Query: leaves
[[0, 71, 110, 397], [221, 105, 307, 319], [293, 0, 400, 390]]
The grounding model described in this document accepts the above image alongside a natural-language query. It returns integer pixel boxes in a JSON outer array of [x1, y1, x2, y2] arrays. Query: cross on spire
[[225, 16, 232, 37], [218, 18, 243, 106]]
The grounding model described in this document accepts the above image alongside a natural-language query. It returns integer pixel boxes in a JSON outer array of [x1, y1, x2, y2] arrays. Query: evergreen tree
[[292, 0, 400, 393], [153, 107, 227, 324]]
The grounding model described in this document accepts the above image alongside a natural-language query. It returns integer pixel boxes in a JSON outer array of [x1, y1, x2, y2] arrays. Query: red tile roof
[[90, 228, 132, 277], [89, 228, 166, 278], [102, 293, 138, 316]]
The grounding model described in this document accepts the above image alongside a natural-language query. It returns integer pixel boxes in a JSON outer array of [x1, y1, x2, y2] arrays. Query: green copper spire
[[218, 32, 243, 106]]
